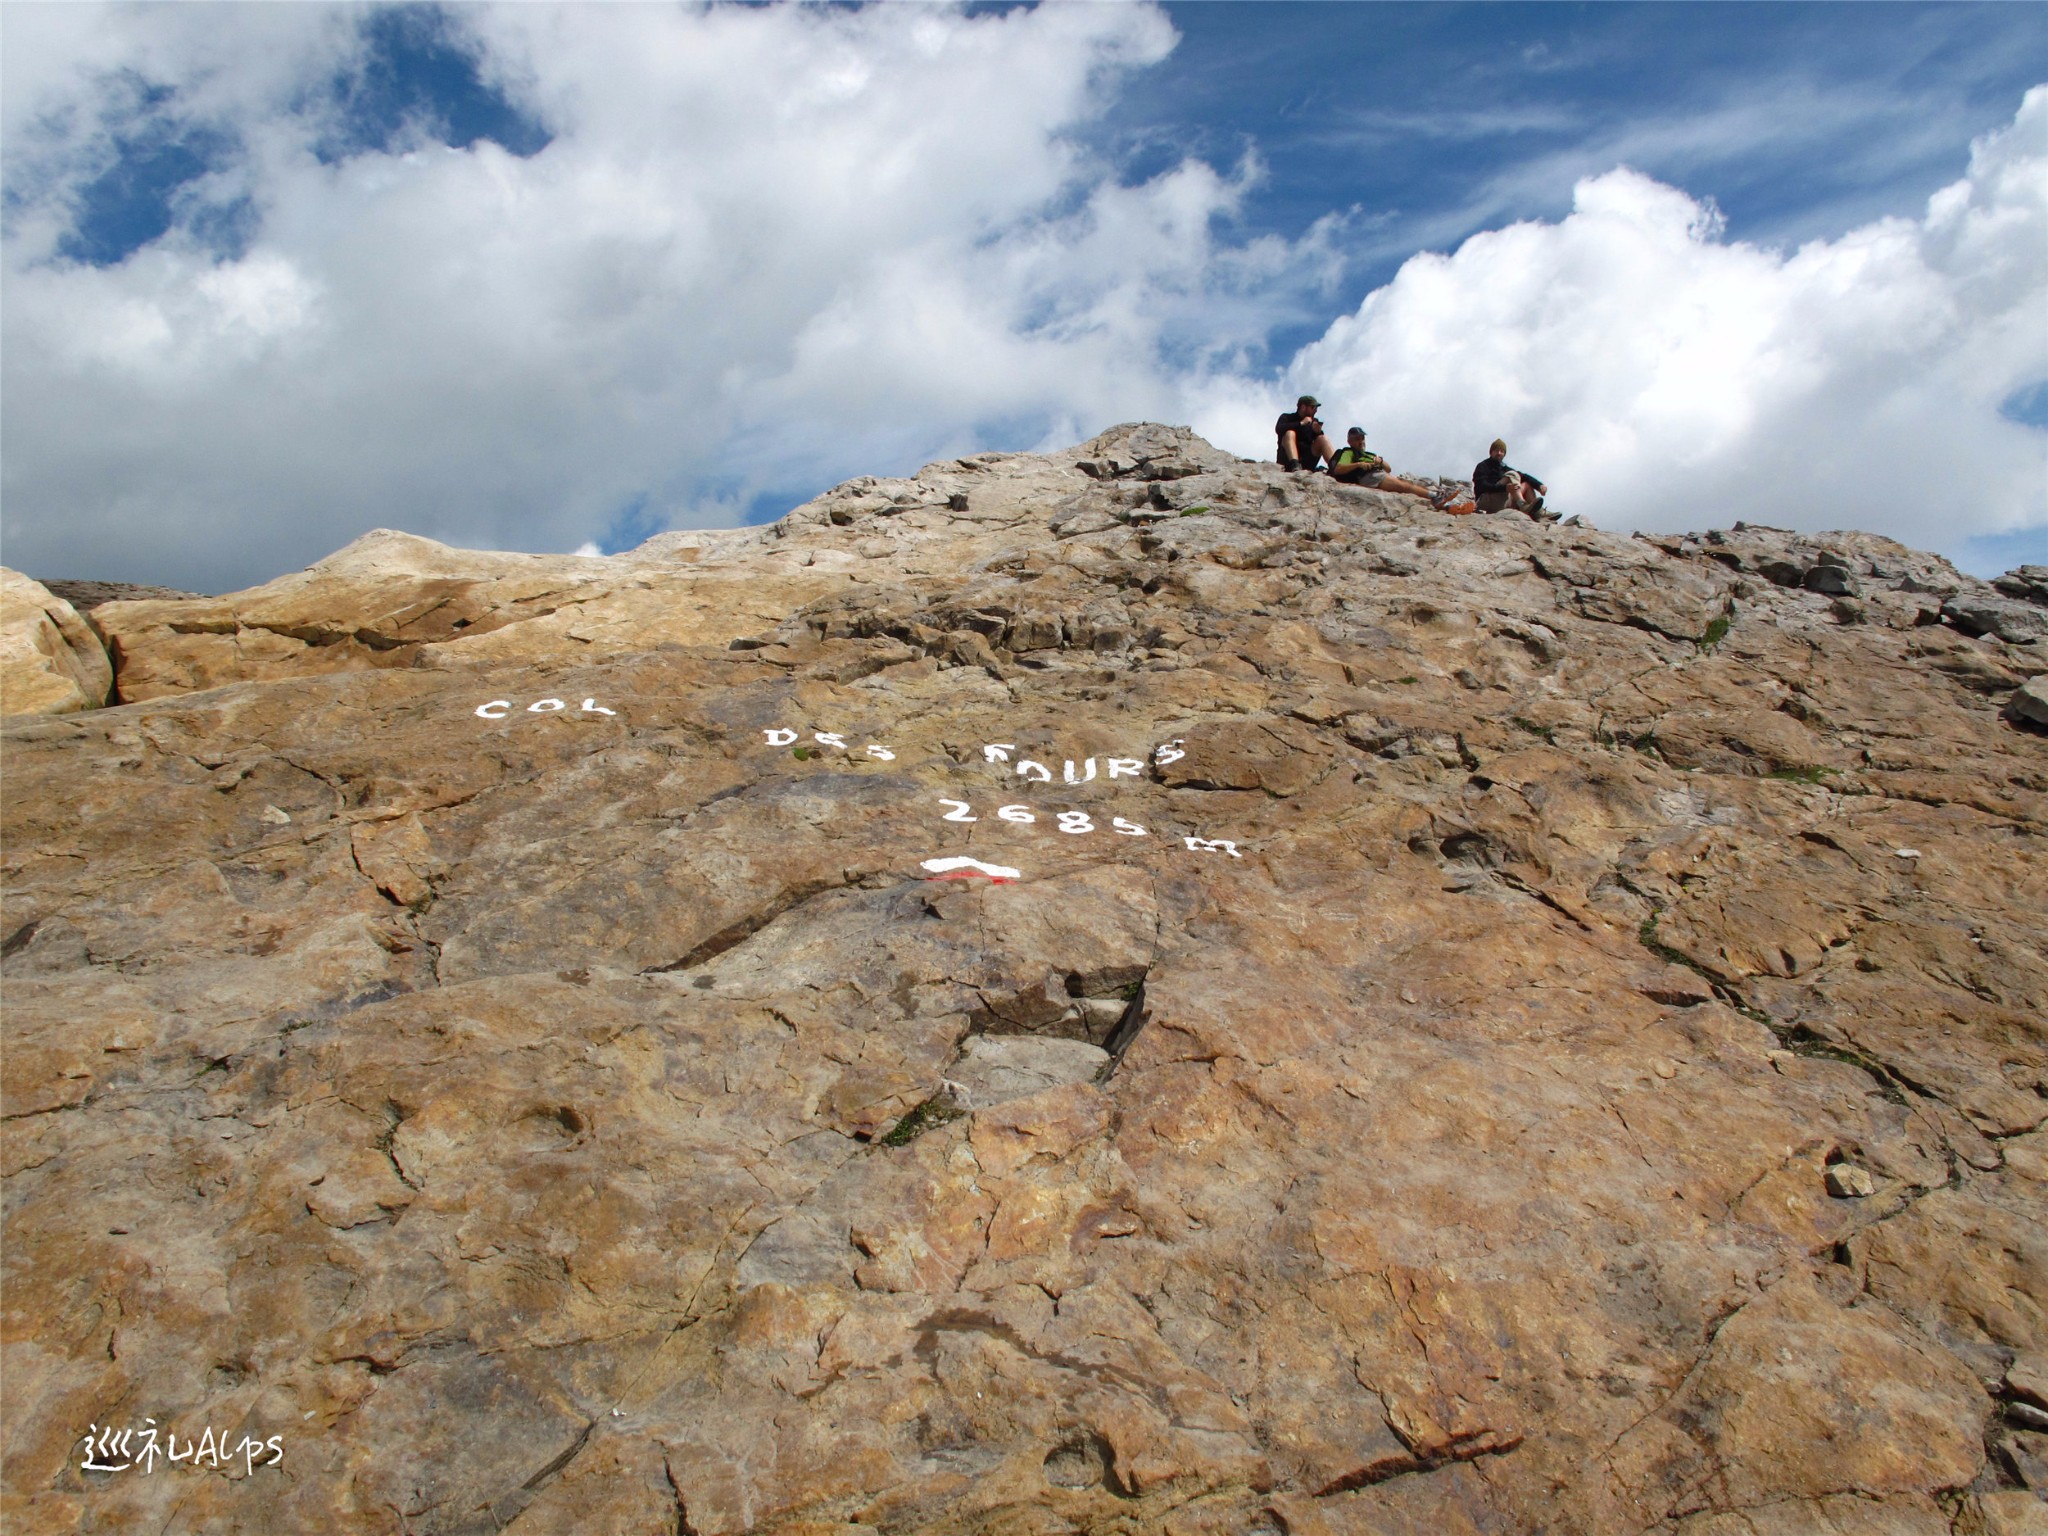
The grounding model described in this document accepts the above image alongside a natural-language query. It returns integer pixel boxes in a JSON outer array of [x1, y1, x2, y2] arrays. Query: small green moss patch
[[1637, 914, 1722, 988], [1698, 608, 1734, 653], [1766, 765, 1838, 785], [879, 1097, 964, 1147]]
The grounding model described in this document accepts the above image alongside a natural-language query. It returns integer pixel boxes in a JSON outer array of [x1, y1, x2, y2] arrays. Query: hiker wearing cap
[[1276, 396, 1335, 472], [1330, 428, 1448, 505], [1473, 439, 1550, 518]]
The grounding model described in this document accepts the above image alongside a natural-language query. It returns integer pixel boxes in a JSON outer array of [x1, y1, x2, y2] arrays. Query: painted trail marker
[[764, 728, 896, 759], [475, 698, 615, 718], [763, 720, 1255, 880], [920, 857, 1022, 883]]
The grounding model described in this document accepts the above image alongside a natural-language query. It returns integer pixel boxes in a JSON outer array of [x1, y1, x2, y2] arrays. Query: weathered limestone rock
[[942, 1036, 1111, 1110], [1949, 594, 2048, 645], [1992, 566, 2048, 606], [4, 425, 2044, 1533], [1965, 1491, 2048, 1535], [1826, 1161, 1877, 1198], [2010, 674, 2048, 728], [0, 568, 112, 716], [91, 527, 859, 703]]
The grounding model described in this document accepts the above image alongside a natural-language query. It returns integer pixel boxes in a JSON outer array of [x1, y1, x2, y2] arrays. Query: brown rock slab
[[943, 1036, 1110, 1111], [1600, 1272, 1989, 1526], [1156, 714, 1329, 795], [5, 427, 2044, 1534], [1963, 1492, 2048, 1536]]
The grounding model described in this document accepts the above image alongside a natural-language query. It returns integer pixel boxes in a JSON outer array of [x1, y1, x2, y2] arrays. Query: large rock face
[[0, 569, 112, 716], [89, 526, 861, 704], [4, 425, 2045, 1534]]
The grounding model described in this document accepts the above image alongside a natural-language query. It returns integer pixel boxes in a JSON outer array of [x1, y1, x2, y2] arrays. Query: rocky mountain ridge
[[3, 424, 2045, 1534]]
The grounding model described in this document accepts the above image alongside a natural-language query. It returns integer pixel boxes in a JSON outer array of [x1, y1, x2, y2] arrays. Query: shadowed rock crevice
[[1312, 1421, 1524, 1498], [488, 1417, 593, 1527], [642, 875, 861, 975]]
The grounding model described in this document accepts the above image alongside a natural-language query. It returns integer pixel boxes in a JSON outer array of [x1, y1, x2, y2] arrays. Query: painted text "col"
[[475, 698, 616, 719]]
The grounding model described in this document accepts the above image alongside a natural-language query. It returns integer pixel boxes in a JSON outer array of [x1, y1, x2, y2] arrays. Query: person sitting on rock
[[1275, 395, 1335, 472], [1330, 428, 1452, 505], [1473, 439, 1550, 518]]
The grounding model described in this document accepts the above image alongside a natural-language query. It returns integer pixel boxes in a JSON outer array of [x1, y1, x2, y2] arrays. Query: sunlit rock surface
[[4, 425, 2045, 1533], [0, 569, 112, 716]]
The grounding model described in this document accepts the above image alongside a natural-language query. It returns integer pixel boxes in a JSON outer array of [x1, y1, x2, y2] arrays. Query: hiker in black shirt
[[1473, 439, 1549, 518], [1275, 395, 1335, 471]]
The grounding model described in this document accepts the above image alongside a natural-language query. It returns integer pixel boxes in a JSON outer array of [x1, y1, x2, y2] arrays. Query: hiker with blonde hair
[[1473, 439, 1550, 519]]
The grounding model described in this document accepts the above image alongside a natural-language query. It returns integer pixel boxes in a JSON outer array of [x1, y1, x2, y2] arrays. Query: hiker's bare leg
[[1378, 475, 1436, 500]]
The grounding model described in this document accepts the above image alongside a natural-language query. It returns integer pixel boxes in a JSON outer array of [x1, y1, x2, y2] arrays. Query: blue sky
[[1106, 4, 2048, 359], [2, 1, 2043, 591], [46, 4, 554, 266]]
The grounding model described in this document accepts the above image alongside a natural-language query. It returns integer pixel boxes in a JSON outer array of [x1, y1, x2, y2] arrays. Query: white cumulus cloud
[[1, 1, 1342, 591], [1256, 87, 2047, 552], [1, 3, 2039, 592]]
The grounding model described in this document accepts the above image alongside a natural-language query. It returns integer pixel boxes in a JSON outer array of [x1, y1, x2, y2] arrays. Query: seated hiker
[[1275, 395, 1335, 472], [1329, 428, 1451, 505], [1473, 439, 1549, 517]]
